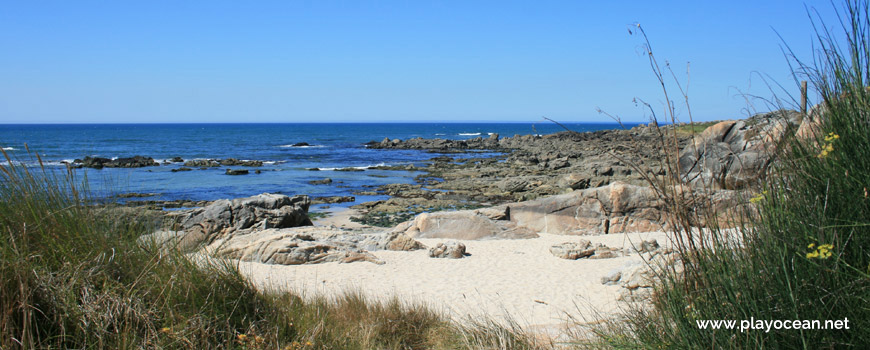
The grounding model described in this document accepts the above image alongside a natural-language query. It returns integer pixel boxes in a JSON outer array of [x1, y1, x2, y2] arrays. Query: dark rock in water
[[225, 169, 249, 175], [308, 178, 333, 185], [74, 155, 159, 169], [170, 156, 184, 163], [220, 158, 263, 167], [185, 158, 263, 167], [292, 142, 310, 147], [184, 159, 221, 167], [308, 168, 321, 171], [255, 170, 262, 174], [117, 192, 159, 198], [171, 167, 193, 172], [311, 196, 355, 204], [335, 167, 364, 172]]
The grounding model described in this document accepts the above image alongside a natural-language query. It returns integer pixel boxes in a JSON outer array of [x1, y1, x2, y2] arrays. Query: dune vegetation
[[594, 1, 870, 348]]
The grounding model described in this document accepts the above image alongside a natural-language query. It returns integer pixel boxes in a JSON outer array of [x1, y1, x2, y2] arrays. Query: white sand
[[237, 230, 671, 333], [311, 207, 371, 229]]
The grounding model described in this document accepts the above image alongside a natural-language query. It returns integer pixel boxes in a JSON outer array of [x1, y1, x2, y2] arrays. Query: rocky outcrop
[[212, 228, 385, 265], [389, 182, 677, 238], [311, 196, 355, 204], [508, 182, 667, 235], [175, 193, 312, 250], [184, 158, 264, 167], [678, 110, 802, 189], [73, 156, 159, 169], [225, 169, 249, 175], [398, 206, 539, 240], [428, 241, 466, 259]]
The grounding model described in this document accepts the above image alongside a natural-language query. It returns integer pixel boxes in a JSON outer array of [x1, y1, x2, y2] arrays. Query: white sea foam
[[278, 144, 325, 148], [311, 162, 388, 171], [434, 133, 446, 136], [458, 133, 481, 136], [2, 147, 16, 151]]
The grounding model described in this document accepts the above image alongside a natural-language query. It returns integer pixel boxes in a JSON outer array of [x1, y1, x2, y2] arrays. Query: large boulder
[[507, 182, 666, 235], [678, 110, 802, 189], [400, 206, 539, 240], [213, 228, 384, 265], [176, 193, 312, 250]]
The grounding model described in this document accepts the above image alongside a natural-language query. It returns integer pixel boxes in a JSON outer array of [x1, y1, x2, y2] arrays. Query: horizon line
[[0, 120, 648, 125]]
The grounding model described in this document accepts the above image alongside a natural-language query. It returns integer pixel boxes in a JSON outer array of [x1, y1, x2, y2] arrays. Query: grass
[[672, 121, 719, 137], [596, 1, 870, 348], [0, 149, 543, 349]]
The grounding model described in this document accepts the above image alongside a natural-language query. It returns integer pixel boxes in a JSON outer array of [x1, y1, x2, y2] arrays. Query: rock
[[220, 158, 263, 167], [225, 169, 249, 175], [549, 240, 594, 259], [170, 156, 184, 163], [508, 182, 666, 235], [74, 155, 160, 168], [638, 239, 660, 253], [383, 232, 425, 251], [214, 229, 383, 265], [499, 179, 529, 193], [292, 142, 310, 147], [177, 193, 312, 250], [184, 159, 221, 167], [184, 158, 263, 167], [678, 110, 802, 189], [311, 196, 355, 204], [308, 178, 333, 185], [171, 167, 193, 172], [403, 209, 538, 240], [559, 173, 592, 190], [117, 192, 159, 198], [428, 241, 466, 258], [335, 167, 364, 172]]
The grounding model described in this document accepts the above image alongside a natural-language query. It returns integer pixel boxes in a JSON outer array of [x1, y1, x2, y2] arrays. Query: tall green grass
[[598, 1, 870, 348]]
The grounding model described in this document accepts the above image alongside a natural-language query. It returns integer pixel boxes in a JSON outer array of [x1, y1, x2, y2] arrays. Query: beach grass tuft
[[594, 1, 870, 348]]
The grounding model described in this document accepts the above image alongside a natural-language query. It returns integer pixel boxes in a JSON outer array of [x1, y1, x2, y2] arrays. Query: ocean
[[0, 122, 636, 209]]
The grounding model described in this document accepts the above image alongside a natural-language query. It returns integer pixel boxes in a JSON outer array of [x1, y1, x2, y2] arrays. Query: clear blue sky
[[0, 1, 840, 123]]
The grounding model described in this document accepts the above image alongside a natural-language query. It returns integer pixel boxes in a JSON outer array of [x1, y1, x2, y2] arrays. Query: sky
[[0, 1, 843, 123]]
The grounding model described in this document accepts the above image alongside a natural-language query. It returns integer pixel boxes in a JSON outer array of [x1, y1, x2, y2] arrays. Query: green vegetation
[[672, 120, 719, 137], [307, 210, 331, 221], [0, 151, 541, 349], [597, 1, 870, 348]]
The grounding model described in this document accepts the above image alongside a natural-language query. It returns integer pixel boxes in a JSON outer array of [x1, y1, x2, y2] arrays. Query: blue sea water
[[0, 123, 636, 209]]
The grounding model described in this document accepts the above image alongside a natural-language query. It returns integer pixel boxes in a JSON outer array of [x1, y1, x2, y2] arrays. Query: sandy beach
[[238, 224, 670, 333]]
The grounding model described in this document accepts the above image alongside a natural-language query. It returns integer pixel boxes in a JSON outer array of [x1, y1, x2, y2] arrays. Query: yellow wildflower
[[237, 334, 248, 341], [807, 243, 834, 259], [160, 327, 171, 334], [255, 335, 265, 343]]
